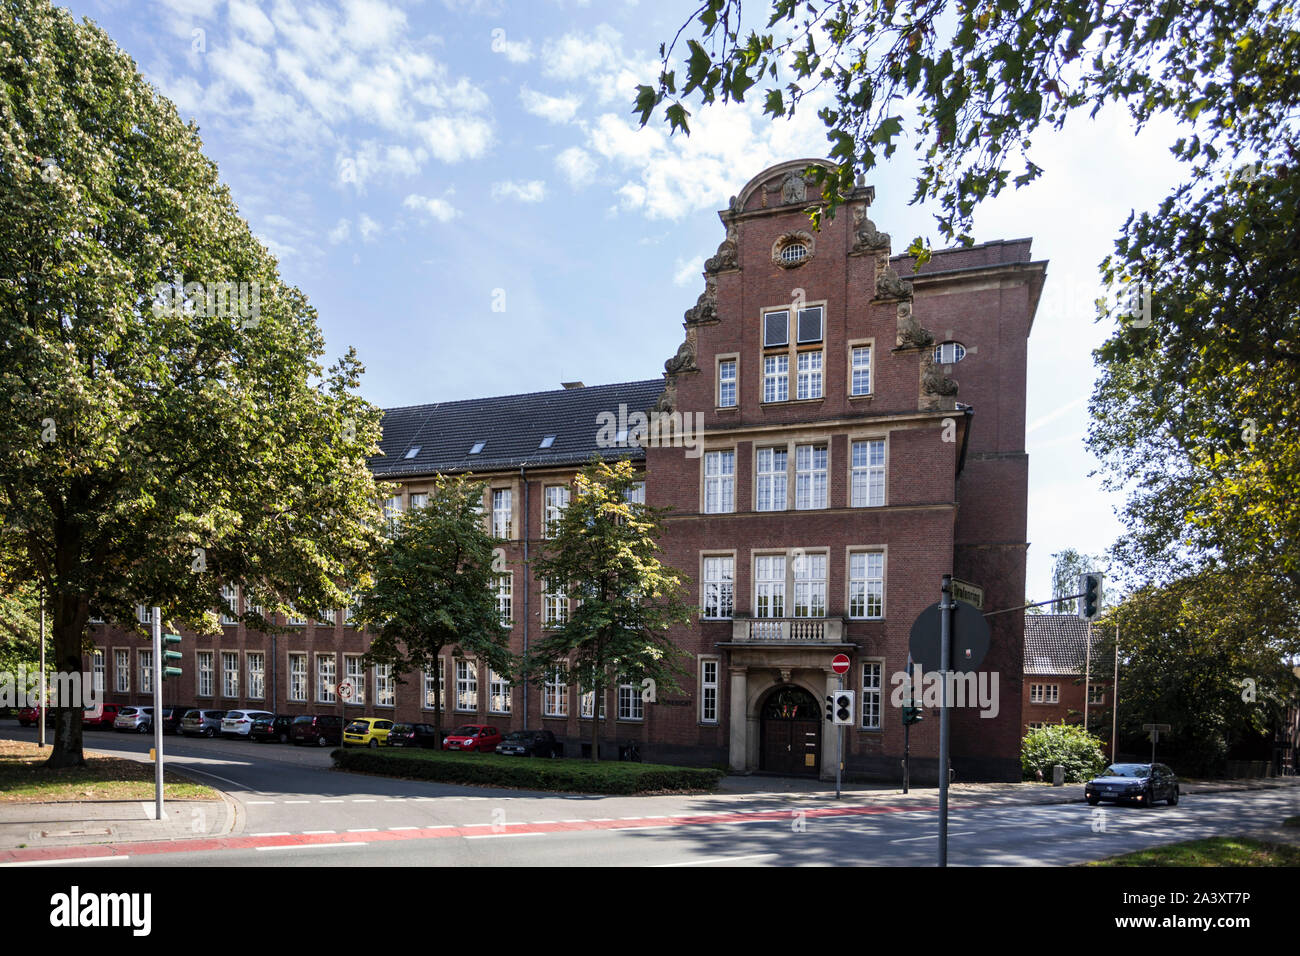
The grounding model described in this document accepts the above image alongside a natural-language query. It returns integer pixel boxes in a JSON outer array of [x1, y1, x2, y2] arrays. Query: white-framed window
[[316, 653, 336, 703], [288, 653, 307, 702], [617, 675, 644, 721], [1088, 685, 1105, 705], [543, 485, 569, 537], [543, 579, 568, 627], [701, 556, 734, 620], [316, 609, 335, 628], [849, 552, 885, 619], [796, 350, 823, 399], [114, 649, 130, 693], [136, 605, 152, 625], [624, 481, 645, 505], [423, 661, 444, 711], [792, 552, 827, 618], [796, 306, 824, 343], [197, 650, 214, 698], [703, 450, 735, 514], [495, 573, 513, 627], [754, 555, 786, 618], [92, 649, 105, 693], [851, 344, 872, 395], [851, 439, 886, 507], [1026, 721, 1048, 732], [344, 594, 357, 626], [489, 670, 511, 714], [1030, 683, 1059, 704], [795, 444, 828, 510], [580, 685, 607, 720], [861, 661, 882, 730], [718, 358, 737, 407], [763, 309, 789, 347], [492, 488, 512, 539], [220, 584, 239, 625], [139, 649, 153, 695], [287, 605, 306, 626], [763, 353, 789, 403], [755, 447, 787, 511], [383, 495, 403, 529], [221, 651, 239, 699], [543, 669, 568, 718], [935, 341, 967, 364], [344, 654, 366, 705], [375, 664, 395, 707], [700, 658, 719, 724], [408, 492, 429, 510], [455, 660, 478, 712], [247, 652, 265, 700]]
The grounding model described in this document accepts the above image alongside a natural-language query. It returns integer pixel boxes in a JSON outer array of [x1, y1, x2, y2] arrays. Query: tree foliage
[[1049, 548, 1102, 614], [1021, 722, 1107, 783], [355, 476, 512, 739], [0, 0, 384, 764], [527, 459, 694, 761], [1096, 572, 1300, 775]]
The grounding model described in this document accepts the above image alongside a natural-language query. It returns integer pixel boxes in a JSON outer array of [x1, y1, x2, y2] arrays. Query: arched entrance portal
[[759, 684, 821, 775]]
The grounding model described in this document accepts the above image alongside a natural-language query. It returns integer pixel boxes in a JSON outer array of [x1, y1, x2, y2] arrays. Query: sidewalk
[[0, 795, 237, 852]]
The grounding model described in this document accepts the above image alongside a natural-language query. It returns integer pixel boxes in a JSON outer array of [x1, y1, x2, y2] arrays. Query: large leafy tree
[[1096, 572, 1300, 774], [0, 1, 384, 766], [355, 476, 513, 740], [528, 459, 695, 762]]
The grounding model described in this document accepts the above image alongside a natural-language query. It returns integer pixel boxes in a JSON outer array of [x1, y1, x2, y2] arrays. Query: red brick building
[[84, 159, 1046, 782], [1022, 614, 1112, 743]]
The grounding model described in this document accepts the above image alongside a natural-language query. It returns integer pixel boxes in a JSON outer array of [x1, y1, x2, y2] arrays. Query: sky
[[56, 0, 1195, 605]]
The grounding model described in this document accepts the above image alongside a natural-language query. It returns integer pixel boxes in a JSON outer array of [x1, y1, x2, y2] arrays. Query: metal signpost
[[38, 592, 45, 749], [1144, 723, 1170, 766], [152, 606, 163, 821], [831, 654, 850, 799], [938, 577, 951, 868]]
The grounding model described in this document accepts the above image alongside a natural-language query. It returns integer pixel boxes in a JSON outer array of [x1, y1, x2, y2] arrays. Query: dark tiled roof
[[370, 379, 666, 478], [1023, 614, 1106, 675]]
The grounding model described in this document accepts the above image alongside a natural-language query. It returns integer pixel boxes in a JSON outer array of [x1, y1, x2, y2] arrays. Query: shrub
[[1021, 723, 1107, 782], [331, 748, 724, 794]]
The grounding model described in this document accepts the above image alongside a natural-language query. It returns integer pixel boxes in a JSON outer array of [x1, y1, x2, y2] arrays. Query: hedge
[[1021, 722, 1108, 782], [331, 748, 725, 794]]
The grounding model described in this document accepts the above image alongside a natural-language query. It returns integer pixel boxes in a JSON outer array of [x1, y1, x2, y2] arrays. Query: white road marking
[[351, 799, 376, 803], [303, 830, 336, 835], [283, 800, 310, 804], [245, 800, 276, 805], [2, 856, 131, 867], [464, 832, 546, 840], [347, 828, 379, 833], [255, 843, 365, 852], [655, 853, 776, 867], [319, 799, 344, 804], [252, 832, 291, 837], [389, 826, 419, 831], [890, 831, 977, 844]]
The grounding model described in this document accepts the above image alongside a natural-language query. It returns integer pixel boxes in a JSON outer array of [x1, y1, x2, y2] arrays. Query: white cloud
[[519, 87, 582, 124], [416, 115, 495, 163], [555, 146, 597, 186], [335, 142, 427, 190], [228, 0, 276, 44], [491, 179, 546, 202], [328, 218, 351, 244], [490, 29, 534, 64], [403, 192, 461, 223], [672, 256, 704, 286], [358, 213, 383, 242], [342, 0, 408, 50], [541, 25, 623, 81]]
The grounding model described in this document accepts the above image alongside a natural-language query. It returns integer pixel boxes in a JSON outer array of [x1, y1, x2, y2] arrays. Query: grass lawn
[[0, 738, 216, 803], [1089, 836, 1300, 867], [333, 746, 724, 794]]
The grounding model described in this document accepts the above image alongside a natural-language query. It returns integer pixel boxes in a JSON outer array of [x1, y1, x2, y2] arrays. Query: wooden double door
[[760, 685, 821, 776]]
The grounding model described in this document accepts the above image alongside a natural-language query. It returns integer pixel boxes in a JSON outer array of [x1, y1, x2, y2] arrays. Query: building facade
[[84, 159, 1046, 783], [1022, 614, 1112, 744]]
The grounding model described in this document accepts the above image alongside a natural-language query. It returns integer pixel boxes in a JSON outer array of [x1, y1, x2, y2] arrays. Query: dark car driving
[[386, 723, 441, 749], [1085, 763, 1180, 807], [495, 729, 559, 758]]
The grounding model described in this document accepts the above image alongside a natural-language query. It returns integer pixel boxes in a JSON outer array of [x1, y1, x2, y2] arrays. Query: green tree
[[1097, 572, 1300, 775], [0, 1, 384, 766], [528, 459, 695, 761], [355, 476, 513, 741], [1049, 548, 1101, 614], [0, 571, 41, 682]]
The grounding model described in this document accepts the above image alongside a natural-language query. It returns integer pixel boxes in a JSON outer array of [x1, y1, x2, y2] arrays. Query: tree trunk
[[589, 681, 600, 762], [44, 604, 87, 768]]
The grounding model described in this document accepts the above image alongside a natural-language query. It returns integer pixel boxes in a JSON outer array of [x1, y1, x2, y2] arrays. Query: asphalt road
[[8, 726, 1298, 867]]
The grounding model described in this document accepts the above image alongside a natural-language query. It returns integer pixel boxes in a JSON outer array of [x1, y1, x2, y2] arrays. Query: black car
[[250, 714, 295, 744], [1086, 763, 1180, 807], [289, 714, 344, 747], [159, 706, 191, 736], [386, 723, 441, 749], [495, 729, 559, 758]]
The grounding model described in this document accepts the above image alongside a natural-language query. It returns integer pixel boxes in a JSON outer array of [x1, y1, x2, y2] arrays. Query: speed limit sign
[[338, 679, 355, 702]]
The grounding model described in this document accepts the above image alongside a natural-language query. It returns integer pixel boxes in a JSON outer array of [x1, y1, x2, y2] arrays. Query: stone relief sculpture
[[853, 215, 891, 253], [663, 329, 697, 375], [704, 226, 739, 273], [876, 262, 913, 300], [683, 278, 718, 325], [895, 300, 934, 350], [921, 351, 958, 397]]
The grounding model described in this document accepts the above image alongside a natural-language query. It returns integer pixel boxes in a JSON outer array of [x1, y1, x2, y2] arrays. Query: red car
[[82, 703, 124, 729], [16, 705, 45, 727], [442, 724, 503, 753]]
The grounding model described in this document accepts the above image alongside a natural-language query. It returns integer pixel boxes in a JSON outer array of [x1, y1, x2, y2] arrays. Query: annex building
[[85, 159, 1047, 783]]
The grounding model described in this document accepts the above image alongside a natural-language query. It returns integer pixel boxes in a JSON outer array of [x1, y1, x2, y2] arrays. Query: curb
[[165, 763, 243, 837]]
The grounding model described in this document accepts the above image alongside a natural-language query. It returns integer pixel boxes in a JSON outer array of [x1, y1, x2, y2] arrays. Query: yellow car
[[343, 717, 394, 748]]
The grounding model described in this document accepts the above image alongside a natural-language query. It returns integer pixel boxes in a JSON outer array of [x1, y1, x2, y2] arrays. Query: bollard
[[1052, 764, 1065, 787]]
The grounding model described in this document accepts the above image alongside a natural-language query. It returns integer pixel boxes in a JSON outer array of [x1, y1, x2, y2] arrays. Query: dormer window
[[404, 446, 420, 460], [539, 435, 556, 449], [469, 441, 486, 455]]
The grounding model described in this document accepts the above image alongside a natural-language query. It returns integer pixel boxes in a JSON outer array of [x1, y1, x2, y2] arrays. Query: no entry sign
[[831, 654, 851, 675]]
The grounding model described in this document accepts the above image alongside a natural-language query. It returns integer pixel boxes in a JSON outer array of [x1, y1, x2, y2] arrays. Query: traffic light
[[161, 633, 183, 680], [1078, 573, 1103, 621], [831, 691, 854, 726], [825, 694, 834, 722], [902, 705, 923, 726]]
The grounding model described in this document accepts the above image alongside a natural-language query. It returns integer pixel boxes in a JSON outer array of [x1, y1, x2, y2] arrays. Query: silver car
[[113, 706, 155, 733], [220, 710, 274, 738], [180, 709, 227, 738]]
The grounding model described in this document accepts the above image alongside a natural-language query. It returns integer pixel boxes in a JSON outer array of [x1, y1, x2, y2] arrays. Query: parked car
[[250, 714, 295, 743], [386, 723, 442, 749], [114, 706, 155, 733], [82, 703, 124, 730], [1085, 763, 1180, 807], [180, 709, 227, 738], [221, 710, 274, 738], [442, 724, 503, 753], [16, 705, 44, 727], [290, 714, 344, 747], [343, 717, 394, 748], [495, 729, 558, 758], [159, 706, 191, 735]]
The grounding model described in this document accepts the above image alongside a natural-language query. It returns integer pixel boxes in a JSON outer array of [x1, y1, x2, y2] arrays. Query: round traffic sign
[[831, 653, 851, 675], [907, 600, 990, 673], [338, 679, 355, 702]]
